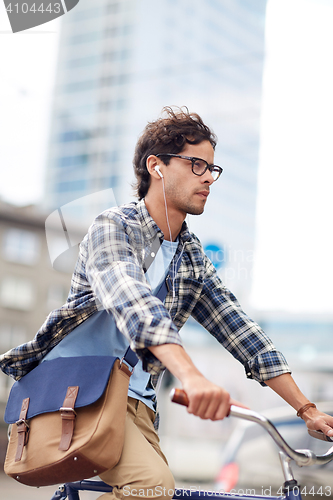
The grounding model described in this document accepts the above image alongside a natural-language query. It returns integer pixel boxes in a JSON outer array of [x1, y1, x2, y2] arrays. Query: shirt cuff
[[245, 349, 291, 387]]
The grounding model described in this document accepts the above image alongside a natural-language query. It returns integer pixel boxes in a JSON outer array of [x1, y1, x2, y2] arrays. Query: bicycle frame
[[50, 480, 297, 500], [49, 398, 333, 500], [50, 479, 300, 500]]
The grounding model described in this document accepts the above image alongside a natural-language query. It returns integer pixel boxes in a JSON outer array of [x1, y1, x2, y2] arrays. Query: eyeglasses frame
[[155, 154, 223, 181]]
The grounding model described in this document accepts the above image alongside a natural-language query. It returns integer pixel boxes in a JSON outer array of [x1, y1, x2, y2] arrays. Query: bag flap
[[4, 356, 118, 424]]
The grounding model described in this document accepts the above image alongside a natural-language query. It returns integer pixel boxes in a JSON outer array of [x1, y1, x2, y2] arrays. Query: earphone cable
[[161, 176, 185, 313]]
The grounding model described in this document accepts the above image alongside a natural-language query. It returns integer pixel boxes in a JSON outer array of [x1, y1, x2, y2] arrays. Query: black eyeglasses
[[155, 154, 223, 181]]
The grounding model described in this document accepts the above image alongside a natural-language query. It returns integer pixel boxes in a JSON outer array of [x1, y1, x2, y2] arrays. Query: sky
[[0, 0, 332, 315], [251, 0, 333, 313], [0, 14, 60, 206]]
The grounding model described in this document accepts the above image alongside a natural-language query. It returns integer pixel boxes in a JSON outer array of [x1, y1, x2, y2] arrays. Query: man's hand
[[301, 407, 333, 438], [265, 373, 333, 438], [182, 374, 230, 420], [181, 374, 247, 420], [148, 343, 246, 421]]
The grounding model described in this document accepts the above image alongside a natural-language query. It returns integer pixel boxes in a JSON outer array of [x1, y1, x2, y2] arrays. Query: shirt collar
[[137, 198, 163, 241]]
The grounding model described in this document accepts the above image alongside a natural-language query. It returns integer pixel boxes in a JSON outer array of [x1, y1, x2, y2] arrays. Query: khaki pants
[[98, 397, 175, 500]]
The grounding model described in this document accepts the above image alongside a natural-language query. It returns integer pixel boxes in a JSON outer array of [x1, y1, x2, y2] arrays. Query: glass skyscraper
[[44, 0, 268, 305]]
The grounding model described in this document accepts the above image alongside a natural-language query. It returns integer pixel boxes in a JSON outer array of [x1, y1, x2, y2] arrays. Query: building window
[[68, 32, 101, 45], [47, 285, 68, 311], [63, 80, 97, 93], [66, 56, 100, 69], [101, 150, 119, 163], [58, 130, 89, 142], [0, 323, 27, 352], [0, 277, 35, 311], [98, 176, 121, 188], [53, 179, 88, 193], [100, 74, 130, 87], [57, 154, 89, 168], [103, 49, 131, 62], [3, 228, 40, 265]]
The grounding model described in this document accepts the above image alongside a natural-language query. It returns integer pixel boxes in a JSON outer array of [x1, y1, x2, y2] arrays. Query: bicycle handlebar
[[170, 388, 333, 468]]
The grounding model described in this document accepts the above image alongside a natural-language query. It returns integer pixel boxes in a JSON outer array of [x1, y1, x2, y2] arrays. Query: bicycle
[[49, 389, 333, 500]]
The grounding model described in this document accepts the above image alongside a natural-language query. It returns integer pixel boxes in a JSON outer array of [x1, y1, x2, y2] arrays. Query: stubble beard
[[185, 204, 205, 216], [176, 197, 206, 216], [166, 184, 206, 217]]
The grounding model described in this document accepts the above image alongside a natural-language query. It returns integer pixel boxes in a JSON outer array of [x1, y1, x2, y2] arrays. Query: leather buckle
[[60, 407, 77, 414], [119, 358, 134, 376], [15, 398, 30, 461], [16, 418, 29, 430], [15, 418, 30, 448], [60, 407, 77, 420], [166, 275, 173, 292]]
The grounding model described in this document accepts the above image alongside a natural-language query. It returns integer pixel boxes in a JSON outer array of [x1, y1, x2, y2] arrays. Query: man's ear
[[146, 155, 162, 179]]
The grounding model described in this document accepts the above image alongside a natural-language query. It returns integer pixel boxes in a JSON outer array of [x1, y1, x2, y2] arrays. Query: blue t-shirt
[[42, 238, 178, 411]]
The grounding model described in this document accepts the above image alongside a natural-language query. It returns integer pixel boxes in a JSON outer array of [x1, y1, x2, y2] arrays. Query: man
[[1, 107, 333, 499]]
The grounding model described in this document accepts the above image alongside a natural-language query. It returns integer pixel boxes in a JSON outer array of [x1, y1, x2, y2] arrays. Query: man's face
[[160, 140, 216, 217]]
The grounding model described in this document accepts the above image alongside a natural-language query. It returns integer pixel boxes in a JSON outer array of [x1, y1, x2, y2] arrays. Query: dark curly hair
[[133, 106, 217, 200]]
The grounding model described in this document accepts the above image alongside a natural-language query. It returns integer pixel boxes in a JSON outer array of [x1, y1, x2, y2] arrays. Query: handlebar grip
[[170, 388, 189, 407], [308, 429, 333, 442], [170, 388, 231, 416]]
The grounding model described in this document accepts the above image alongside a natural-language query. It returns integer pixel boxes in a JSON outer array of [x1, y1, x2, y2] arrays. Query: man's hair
[[133, 106, 217, 200]]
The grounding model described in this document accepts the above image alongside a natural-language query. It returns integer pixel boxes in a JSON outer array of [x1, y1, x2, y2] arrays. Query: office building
[[44, 0, 268, 304], [0, 201, 72, 403]]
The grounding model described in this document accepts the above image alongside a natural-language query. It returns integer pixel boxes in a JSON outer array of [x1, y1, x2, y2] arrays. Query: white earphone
[[155, 165, 164, 178], [153, 159, 183, 315]]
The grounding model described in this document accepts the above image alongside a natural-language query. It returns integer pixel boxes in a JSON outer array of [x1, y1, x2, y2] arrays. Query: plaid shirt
[[0, 199, 290, 386]]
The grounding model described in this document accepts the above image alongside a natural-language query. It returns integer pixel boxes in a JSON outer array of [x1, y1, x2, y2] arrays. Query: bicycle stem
[[279, 451, 296, 483]]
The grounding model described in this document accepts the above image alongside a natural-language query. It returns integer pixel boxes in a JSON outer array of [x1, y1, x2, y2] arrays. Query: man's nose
[[201, 169, 215, 184]]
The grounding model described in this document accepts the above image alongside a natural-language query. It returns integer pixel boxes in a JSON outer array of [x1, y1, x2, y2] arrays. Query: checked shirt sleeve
[[191, 256, 291, 385], [84, 212, 182, 375]]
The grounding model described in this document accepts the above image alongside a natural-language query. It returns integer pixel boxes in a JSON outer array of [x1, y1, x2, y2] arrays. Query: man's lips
[[196, 191, 210, 199]]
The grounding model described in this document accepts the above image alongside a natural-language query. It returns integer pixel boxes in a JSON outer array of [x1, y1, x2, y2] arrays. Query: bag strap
[[122, 347, 140, 369], [154, 252, 182, 302], [58, 386, 79, 452], [124, 246, 183, 367], [15, 397, 30, 462]]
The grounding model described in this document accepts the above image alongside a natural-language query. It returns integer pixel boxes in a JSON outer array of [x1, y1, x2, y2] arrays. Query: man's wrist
[[297, 402, 317, 420]]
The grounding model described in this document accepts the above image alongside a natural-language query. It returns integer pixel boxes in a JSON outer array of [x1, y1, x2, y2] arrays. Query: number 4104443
[[276, 485, 332, 497], [5, 3, 61, 14]]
